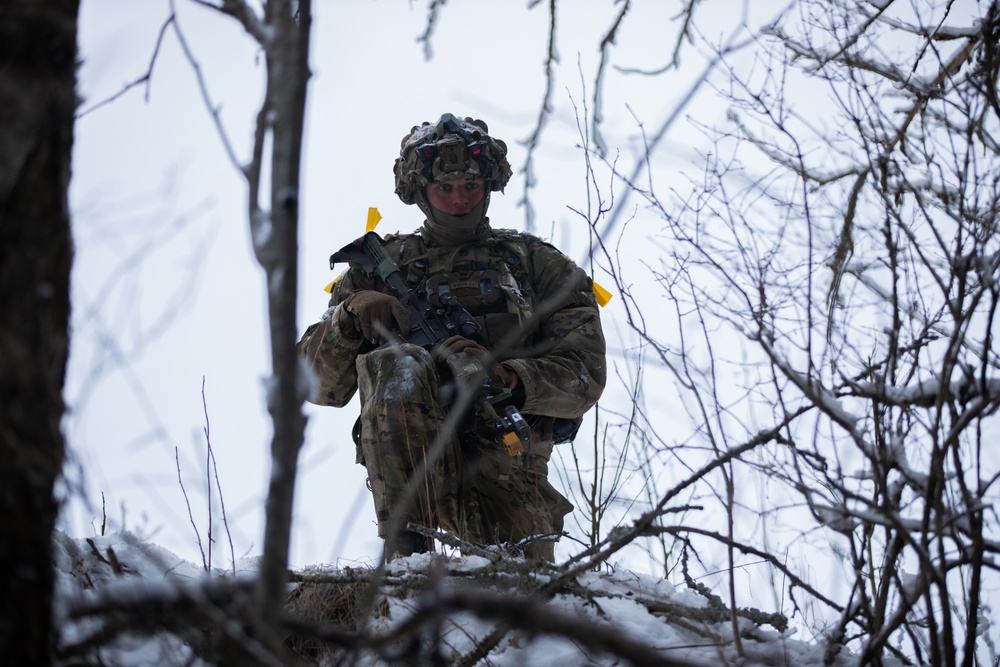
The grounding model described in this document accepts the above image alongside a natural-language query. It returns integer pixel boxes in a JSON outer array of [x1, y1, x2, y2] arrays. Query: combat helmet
[[394, 114, 513, 206]]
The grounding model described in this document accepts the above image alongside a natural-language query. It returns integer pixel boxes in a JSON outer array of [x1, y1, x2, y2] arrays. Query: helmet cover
[[394, 113, 513, 205]]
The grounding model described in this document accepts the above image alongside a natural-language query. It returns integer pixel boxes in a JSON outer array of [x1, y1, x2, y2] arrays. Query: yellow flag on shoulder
[[366, 207, 381, 232], [592, 280, 612, 307]]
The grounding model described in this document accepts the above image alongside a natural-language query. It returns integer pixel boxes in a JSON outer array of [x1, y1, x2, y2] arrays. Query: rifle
[[330, 231, 531, 456]]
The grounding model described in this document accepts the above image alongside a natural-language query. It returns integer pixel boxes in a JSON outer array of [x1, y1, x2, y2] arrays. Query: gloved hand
[[338, 290, 410, 344], [433, 335, 517, 390]]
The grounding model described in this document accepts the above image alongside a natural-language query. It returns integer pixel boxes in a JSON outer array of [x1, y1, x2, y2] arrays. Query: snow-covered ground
[[52, 531, 879, 666]]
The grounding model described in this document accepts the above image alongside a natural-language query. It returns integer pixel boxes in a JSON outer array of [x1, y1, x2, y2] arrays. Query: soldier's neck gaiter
[[417, 193, 491, 246]]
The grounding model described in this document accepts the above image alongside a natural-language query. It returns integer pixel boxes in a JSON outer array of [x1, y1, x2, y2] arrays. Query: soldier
[[298, 114, 606, 561]]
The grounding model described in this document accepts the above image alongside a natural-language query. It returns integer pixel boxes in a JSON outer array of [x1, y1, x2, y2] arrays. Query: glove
[[338, 290, 410, 344], [433, 335, 517, 390]]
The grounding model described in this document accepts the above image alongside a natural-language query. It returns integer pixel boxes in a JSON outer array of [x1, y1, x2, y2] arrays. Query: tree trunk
[[0, 1, 78, 663], [255, 0, 312, 618]]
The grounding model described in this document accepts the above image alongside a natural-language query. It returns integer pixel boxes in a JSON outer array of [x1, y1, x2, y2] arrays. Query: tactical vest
[[375, 228, 585, 446], [382, 229, 542, 361]]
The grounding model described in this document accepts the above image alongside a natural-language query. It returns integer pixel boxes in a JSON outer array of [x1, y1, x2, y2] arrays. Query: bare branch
[[168, 0, 246, 172], [76, 14, 175, 118], [518, 0, 558, 233]]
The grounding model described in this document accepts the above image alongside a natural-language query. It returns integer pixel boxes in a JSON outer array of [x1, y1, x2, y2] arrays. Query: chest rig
[[386, 230, 538, 352]]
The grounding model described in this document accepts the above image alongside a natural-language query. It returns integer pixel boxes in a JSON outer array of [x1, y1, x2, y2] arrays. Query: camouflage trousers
[[355, 343, 572, 561]]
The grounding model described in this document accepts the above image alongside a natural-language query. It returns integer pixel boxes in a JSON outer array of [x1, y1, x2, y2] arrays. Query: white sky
[[64, 0, 777, 570]]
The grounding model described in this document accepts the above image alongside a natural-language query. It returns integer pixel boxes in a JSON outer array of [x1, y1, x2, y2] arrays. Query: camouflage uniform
[[298, 115, 606, 560]]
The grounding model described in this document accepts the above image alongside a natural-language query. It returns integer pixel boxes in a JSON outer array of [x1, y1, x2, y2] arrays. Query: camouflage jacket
[[298, 225, 606, 439]]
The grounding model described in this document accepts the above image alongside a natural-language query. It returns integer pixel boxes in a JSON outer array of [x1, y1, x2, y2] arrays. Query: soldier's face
[[424, 178, 486, 216]]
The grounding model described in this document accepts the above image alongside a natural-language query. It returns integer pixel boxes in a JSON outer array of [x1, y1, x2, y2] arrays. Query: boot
[[387, 531, 430, 560]]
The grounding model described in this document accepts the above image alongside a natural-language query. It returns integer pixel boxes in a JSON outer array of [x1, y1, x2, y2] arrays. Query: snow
[[52, 531, 873, 666], [372, 348, 424, 400], [812, 504, 860, 535]]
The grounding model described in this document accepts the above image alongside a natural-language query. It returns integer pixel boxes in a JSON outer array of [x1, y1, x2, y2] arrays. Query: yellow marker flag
[[592, 280, 612, 307], [366, 207, 382, 232]]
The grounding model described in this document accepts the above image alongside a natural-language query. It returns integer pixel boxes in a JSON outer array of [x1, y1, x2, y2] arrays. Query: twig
[[518, 0, 558, 233], [415, 0, 447, 60], [175, 445, 208, 571], [201, 375, 237, 574], [75, 14, 175, 118], [167, 0, 246, 172]]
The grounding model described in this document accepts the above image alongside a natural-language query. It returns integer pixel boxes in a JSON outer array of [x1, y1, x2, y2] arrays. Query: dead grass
[[283, 577, 391, 662]]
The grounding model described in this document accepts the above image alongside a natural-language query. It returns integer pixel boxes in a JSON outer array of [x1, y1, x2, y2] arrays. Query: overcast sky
[[64, 0, 772, 570]]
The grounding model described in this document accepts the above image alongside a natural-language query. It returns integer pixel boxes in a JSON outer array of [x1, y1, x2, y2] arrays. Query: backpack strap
[[383, 232, 430, 287], [492, 229, 541, 317]]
